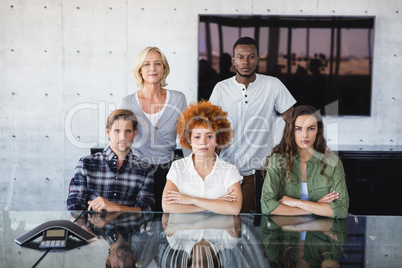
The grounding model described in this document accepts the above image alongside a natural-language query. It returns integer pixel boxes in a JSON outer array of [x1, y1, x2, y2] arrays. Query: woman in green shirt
[[261, 105, 349, 218]]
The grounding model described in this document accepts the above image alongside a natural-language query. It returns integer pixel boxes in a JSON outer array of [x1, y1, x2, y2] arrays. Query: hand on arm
[[219, 189, 237, 202], [164, 191, 196, 205], [162, 180, 207, 213], [318, 191, 340, 203]]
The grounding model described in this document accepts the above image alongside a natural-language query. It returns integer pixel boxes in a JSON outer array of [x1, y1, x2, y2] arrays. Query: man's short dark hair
[[106, 109, 138, 131], [233, 36, 259, 55]]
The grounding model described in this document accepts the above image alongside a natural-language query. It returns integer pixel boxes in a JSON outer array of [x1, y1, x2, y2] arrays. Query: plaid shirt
[[67, 146, 155, 211]]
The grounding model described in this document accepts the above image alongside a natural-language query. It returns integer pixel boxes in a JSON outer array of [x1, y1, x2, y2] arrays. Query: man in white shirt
[[209, 36, 296, 213]]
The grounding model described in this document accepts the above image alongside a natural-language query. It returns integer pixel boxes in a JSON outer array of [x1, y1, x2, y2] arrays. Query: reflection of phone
[[40, 228, 68, 248]]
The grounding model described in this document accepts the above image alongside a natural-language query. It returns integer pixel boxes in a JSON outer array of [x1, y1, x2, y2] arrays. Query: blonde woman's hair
[[132, 47, 170, 88]]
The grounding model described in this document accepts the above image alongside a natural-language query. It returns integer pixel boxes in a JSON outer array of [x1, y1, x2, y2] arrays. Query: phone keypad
[[40, 240, 66, 248]]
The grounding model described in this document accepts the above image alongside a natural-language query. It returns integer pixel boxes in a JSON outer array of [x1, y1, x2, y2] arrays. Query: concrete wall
[[1, 0, 402, 210], [365, 216, 402, 267]]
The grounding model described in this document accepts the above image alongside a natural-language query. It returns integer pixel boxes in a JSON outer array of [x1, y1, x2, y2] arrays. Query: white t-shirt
[[209, 74, 296, 176], [167, 154, 243, 199]]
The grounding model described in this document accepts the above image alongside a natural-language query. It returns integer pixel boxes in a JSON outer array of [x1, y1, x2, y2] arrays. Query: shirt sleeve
[[179, 92, 188, 112], [261, 154, 283, 215], [119, 95, 132, 110], [135, 168, 155, 212], [226, 164, 243, 188], [328, 159, 350, 218], [67, 159, 89, 211], [209, 83, 221, 106], [273, 78, 297, 114], [166, 160, 180, 188], [177, 93, 193, 157]]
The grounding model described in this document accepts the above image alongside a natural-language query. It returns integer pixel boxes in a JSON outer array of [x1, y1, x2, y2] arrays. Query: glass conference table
[[1, 211, 402, 268]]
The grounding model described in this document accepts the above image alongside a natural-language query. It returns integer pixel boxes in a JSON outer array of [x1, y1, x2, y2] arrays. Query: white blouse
[[167, 154, 243, 199]]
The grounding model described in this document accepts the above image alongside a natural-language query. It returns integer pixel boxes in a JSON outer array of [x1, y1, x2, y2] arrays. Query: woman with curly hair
[[162, 101, 242, 215], [261, 105, 349, 218]]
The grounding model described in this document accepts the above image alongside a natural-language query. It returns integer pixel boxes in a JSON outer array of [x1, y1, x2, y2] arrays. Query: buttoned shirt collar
[[104, 146, 133, 162], [233, 73, 260, 90], [183, 153, 221, 176]]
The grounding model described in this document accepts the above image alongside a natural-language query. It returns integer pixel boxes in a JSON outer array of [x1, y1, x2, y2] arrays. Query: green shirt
[[261, 151, 349, 218]]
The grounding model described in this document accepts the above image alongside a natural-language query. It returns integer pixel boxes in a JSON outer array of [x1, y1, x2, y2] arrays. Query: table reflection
[[160, 213, 242, 268], [261, 215, 348, 268], [77, 211, 155, 268], [5, 211, 378, 267]]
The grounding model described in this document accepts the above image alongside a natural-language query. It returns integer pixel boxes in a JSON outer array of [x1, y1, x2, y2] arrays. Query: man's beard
[[235, 68, 256, 78]]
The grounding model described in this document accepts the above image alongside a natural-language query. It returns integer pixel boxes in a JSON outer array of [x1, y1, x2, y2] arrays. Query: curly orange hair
[[177, 101, 233, 151]]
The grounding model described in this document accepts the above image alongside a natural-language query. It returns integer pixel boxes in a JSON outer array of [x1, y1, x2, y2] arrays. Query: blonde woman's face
[[140, 51, 164, 85]]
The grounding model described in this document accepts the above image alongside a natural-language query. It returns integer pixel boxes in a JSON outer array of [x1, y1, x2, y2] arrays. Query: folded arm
[[269, 191, 339, 217], [162, 180, 242, 215], [162, 180, 207, 213]]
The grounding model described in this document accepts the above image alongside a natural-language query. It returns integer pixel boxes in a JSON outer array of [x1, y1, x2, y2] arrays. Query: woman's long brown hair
[[265, 105, 329, 186]]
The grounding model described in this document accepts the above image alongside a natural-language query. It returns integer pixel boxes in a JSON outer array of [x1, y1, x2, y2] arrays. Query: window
[[199, 15, 374, 116]]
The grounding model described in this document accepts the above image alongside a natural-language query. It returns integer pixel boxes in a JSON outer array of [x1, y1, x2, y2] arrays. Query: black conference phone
[[15, 220, 95, 249]]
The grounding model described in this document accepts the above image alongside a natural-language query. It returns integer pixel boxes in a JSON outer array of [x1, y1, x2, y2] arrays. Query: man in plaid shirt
[[67, 109, 155, 212]]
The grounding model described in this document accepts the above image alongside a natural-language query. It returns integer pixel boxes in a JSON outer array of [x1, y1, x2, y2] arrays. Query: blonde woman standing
[[120, 47, 187, 211]]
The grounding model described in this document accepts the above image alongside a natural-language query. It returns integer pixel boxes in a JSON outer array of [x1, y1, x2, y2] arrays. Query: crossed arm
[[268, 191, 339, 217], [162, 179, 242, 215]]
